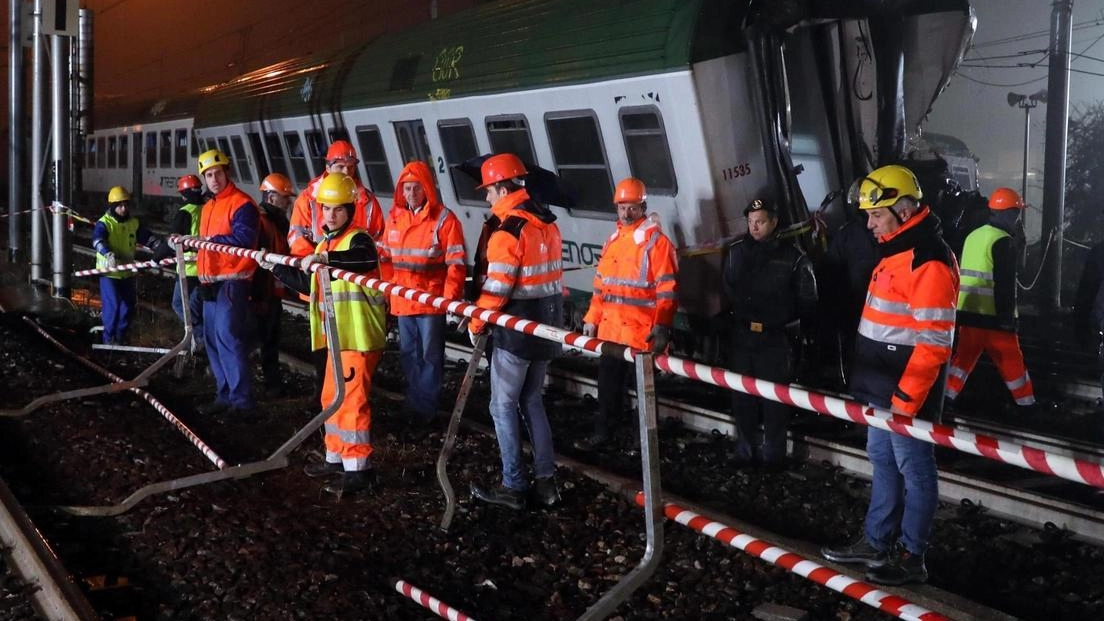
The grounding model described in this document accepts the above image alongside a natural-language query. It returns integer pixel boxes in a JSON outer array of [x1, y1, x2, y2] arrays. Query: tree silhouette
[[1066, 101, 1104, 246]]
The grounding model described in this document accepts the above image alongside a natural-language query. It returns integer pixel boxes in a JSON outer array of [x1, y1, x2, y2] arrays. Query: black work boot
[[866, 544, 927, 585], [532, 476, 561, 507], [470, 482, 526, 510], [323, 470, 375, 497], [821, 535, 888, 568], [303, 461, 344, 478]]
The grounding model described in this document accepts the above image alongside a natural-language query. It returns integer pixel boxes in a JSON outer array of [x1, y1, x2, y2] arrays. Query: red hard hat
[[177, 175, 202, 193], [260, 173, 296, 196], [476, 153, 527, 189], [613, 177, 646, 204], [989, 187, 1025, 210], [325, 140, 358, 163]]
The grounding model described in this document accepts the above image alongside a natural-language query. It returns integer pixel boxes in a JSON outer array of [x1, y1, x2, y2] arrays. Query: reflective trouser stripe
[[320, 349, 381, 471], [946, 326, 1034, 405]]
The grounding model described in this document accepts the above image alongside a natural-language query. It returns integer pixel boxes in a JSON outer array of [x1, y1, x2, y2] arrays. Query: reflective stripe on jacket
[[94, 213, 139, 279], [378, 161, 467, 315], [583, 218, 678, 350], [309, 228, 387, 352], [957, 224, 1011, 318], [198, 183, 259, 284], [288, 173, 383, 257], [850, 208, 959, 418]]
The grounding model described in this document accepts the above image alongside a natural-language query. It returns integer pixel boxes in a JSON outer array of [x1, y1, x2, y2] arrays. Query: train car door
[[131, 131, 143, 203], [393, 120, 437, 185]]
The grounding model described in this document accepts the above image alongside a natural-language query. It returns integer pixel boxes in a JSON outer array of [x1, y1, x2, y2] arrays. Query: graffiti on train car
[[562, 239, 604, 266], [432, 46, 465, 83]]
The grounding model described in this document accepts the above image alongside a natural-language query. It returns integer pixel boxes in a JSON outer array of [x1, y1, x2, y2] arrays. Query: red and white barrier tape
[[633, 494, 950, 621], [74, 257, 178, 278], [22, 316, 227, 470], [394, 580, 477, 621], [176, 237, 1104, 490]]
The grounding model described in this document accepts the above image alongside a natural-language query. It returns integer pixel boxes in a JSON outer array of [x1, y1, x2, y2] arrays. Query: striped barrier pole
[[394, 580, 478, 621], [74, 257, 179, 278], [633, 494, 951, 621], [21, 316, 227, 469], [179, 238, 1104, 489]]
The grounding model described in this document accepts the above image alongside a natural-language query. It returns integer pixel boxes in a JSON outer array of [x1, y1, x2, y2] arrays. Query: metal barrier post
[[577, 351, 664, 621], [436, 331, 488, 531]]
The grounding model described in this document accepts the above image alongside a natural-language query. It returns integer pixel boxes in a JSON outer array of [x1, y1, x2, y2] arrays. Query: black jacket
[[721, 233, 817, 334], [1075, 242, 1104, 344]]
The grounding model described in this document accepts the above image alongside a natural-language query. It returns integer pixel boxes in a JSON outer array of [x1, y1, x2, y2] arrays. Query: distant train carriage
[[81, 0, 975, 349]]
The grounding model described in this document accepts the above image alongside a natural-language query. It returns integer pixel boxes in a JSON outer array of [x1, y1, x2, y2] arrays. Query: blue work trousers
[[864, 427, 939, 556], [398, 314, 445, 420], [488, 348, 555, 491], [202, 280, 254, 409], [171, 276, 204, 348], [100, 276, 136, 344]]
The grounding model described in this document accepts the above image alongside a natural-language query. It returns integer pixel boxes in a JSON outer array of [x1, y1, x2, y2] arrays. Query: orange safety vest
[[197, 183, 259, 283], [288, 172, 383, 257], [379, 161, 466, 315], [583, 218, 679, 350]]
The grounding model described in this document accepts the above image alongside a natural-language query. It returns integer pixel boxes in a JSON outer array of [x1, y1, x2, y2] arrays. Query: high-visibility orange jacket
[[287, 172, 383, 256], [378, 161, 467, 315], [583, 218, 678, 350], [470, 188, 563, 361], [851, 207, 959, 418], [197, 182, 259, 284]]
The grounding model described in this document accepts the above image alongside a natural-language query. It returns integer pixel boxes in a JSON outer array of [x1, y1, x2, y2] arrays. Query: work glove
[[645, 325, 671, 354], [103, 252, 117, 270], [582, 323, 597, 337], [257, 249, 276, 272], [468, 328, 481, 347], [299, 253, 328, 273]]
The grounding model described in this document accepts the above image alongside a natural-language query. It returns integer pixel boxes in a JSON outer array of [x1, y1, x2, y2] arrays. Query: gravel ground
[[0, 560, 38, 621]]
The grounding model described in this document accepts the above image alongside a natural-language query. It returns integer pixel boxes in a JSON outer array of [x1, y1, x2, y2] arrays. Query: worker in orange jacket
[[822, 165, 959, 587], [191, 149, 261, 416], [468, 153, 563, 511], [576, 178, 678, 450], [378, 160, 467, 425]]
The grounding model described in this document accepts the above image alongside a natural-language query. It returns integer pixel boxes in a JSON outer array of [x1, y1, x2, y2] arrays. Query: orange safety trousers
[[320, 349, 382, 471], [946, 326, 1035, 406]]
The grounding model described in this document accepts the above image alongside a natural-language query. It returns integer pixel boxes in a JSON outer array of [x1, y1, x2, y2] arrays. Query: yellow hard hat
[[107, 186, 131, 203], [857, 165, 923, 211], [317, 172, 356, 206], [197, 149, 231, 175]]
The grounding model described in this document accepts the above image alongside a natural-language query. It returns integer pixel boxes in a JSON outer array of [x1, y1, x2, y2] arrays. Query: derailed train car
[[81, 0, 975, 347]]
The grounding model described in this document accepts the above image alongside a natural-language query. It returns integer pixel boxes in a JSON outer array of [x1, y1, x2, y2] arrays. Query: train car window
[[354, 125, 394, 197], [145, 133, 157, 168], [390, 55, 420, 92], [544, 111, 614, 212], [619, 107, 677, 195], [160, 131, 173, 168], [329, 128, 350, 144], [216, 137, 238, 182], [486, 116, 537, 168], [437, 119, 481, 204], [97, 136, 107, 169], [107, 136, 118, 169], [283, 132, 310, 186], [86, 138, 95, 168], [230, 136, 253, 184], [190, 131, 199, 158], [247, 133, 270, 180], [304, 130, 326, 177], [174, 129, 188, 169], [264, 133, 289, 177], [118, 135, 129, 169]]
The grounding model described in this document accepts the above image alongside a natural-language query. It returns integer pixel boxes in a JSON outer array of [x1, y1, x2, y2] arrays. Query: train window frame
[[328, 128, 350, 144], [436, 118, 482, 206], [97, 136, 107, 169], [107, 136, 118, 169], [353, 125, 394, 197], [145, 133, 157, 168], [160, 131, 173, 168], [264, 133, 290, 178], [304, 129, 326, 177], [283, 131, 310, 187], [118, 135, 128, 169], [190, 131, 199, 159], [86, 138, 95, 168], [618, 106, 678, 196], [247, 132, 270, 180], [174, 129, 188, 169], [216, 137, 238, 182], [485, 115, 537, 169], [544, 109, 614, 214], [230, 135, 253, 184]]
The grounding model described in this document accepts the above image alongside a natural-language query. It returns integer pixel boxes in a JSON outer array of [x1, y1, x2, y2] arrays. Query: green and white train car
[[83, 0, 975, 335]]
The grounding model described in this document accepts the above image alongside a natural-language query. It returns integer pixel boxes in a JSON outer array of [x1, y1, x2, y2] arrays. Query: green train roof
[[193, 0, 744, 128]]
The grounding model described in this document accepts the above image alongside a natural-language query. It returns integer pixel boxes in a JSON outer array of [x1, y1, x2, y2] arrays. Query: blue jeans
[[398, 314, 445, 420], [99, 276, 135, 344], [202, 280, 254, 409], [172, 276, 204, 348], [864, 427, 938, 556], [488, 348, 555, 491]]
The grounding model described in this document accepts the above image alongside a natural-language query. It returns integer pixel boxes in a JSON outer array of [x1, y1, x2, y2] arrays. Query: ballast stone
[[752, 603, 810, 621]]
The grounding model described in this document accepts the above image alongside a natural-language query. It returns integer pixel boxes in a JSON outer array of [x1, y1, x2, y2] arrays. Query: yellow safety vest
[[95, 213, 139, 280], [957, 224, 1011, 318], [180, 203, 201, 277], [308, 228, 387, 352]]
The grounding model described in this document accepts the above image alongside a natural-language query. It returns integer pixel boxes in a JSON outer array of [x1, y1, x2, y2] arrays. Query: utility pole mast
[[1041, 0, 1073, 309]]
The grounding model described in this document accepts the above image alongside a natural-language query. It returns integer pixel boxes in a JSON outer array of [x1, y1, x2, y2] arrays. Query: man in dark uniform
[[1075, 240, 1104, 407], [721, 198, 817, 469]]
